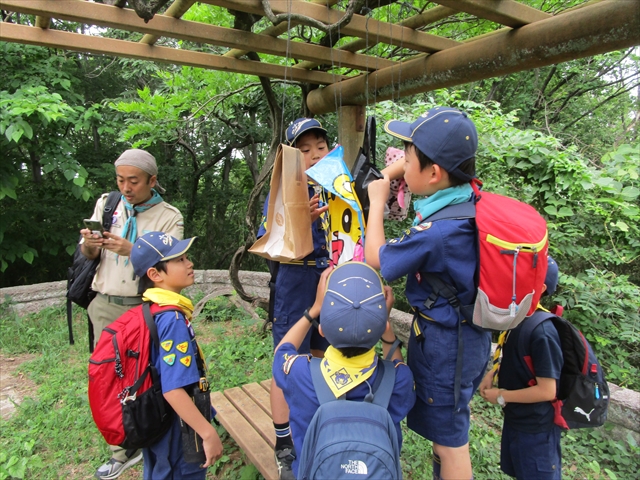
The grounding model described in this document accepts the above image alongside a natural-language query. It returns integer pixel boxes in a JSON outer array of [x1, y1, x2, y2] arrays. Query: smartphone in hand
[[83, 219, 104, 237]]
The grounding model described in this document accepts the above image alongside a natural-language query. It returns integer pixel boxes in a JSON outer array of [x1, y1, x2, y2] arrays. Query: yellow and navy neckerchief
[[143, 288, 194, 320], [320, 345, 377, 398]]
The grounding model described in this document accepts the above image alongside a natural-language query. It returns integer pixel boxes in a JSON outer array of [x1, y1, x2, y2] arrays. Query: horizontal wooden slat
[[0, 0, 393, 71], [260, 378, 272, 393], [210, 391, 279, 480], [435, 0, 550, 28], [202, 0, 461, 53], [225, 386, 275, 448], [242, 382, 272, 418], [0, 23, 343, 85]]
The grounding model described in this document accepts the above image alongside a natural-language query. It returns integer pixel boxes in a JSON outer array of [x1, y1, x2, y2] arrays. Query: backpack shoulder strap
[[422, 201, 476, 223], [102, 191, 121, 231], [310, 357, 338, 404], [371, 360, 396, 409], [517, 311, 556, 378], [143, 303, 182, 348]]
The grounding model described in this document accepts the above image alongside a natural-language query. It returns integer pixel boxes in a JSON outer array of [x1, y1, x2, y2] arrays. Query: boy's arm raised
[[164, 388, 223, 467], [364, 177, 390, 269]]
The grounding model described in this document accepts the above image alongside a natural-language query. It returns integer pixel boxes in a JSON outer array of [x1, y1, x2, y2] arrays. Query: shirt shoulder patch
[[412, 222, 432, 232], [283, 353, 312, 374]]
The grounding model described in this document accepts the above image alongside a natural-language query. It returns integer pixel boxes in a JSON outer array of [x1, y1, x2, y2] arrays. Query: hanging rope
[[279, 0, 294, 144]]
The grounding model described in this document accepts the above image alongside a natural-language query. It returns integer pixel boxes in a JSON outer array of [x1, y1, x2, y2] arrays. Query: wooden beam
[[140, 0, 197, 45], [434, 0, 550, 28], [0, 22, 343, 85], [307, 0, 640, 114], [0, 0, 390, 71], [201, 0, 461, 53], [295, 5, 457, 70], [338, 105, 365, 171]]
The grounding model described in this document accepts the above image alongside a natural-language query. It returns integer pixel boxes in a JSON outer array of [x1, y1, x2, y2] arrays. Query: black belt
[[280, 258, 329, 268], [97, 293, 143, 306]]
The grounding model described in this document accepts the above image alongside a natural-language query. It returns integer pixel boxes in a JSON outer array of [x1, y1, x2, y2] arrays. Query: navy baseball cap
[[544, 256, 559, 296], [131, 231, 197, 277], [286, 118, 327, 145], [384, 106, 478, 181], [320, 262, 388, 349]]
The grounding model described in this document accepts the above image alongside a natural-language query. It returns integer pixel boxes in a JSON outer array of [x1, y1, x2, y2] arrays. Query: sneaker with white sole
[[274, 445, 296, 480], [94, 452, 143, 480]]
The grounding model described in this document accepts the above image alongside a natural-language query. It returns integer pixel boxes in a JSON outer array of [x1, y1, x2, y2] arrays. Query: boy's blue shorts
[[501, 422, 562, 480], [272, 263, 329, 353], [406, 316, 490, 447]]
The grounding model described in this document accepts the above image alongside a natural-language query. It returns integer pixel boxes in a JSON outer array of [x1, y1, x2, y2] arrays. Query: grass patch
[[0, 299, 637, 479]]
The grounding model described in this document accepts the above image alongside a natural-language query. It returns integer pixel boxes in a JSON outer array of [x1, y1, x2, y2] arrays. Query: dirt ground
[[0, 353, 37, 421]]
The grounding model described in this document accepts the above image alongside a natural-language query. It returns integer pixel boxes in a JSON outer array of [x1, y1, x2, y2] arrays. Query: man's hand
[[101, 232, 133, 257], [81, 228, 105, 249], [310, 193, 329, 222]]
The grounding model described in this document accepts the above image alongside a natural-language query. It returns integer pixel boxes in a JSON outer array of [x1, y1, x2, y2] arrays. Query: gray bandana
[[114, 149, 166, 194]]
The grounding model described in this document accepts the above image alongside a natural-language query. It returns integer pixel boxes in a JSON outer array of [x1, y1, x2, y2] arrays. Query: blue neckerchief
[[119, 189, 163, 264], [413, 184, 473, 226]]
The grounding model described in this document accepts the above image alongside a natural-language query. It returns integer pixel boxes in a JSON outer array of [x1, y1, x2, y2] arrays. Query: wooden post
[[338, 105, 365, 170]]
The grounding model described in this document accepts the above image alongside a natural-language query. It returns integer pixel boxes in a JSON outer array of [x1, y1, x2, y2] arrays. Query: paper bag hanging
[[249, 144, 313, 262]]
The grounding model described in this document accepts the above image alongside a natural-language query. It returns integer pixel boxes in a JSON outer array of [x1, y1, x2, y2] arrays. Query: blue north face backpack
[[297, 358, 401, 480]]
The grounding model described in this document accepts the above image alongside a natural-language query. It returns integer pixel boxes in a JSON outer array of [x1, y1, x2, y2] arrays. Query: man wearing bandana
[[79, 149, 183, 480], [272, 262, 415, 479]]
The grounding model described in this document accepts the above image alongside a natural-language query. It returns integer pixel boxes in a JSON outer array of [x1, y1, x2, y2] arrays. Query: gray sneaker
[[274, 446, 296, 480], [94, 452, 143, 480]]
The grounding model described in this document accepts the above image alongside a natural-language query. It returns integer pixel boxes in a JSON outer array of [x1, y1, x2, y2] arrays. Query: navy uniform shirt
[[143, 310, 206, 480], [379, 215, 476, 328], [273, 342, 416, 478], [499, 319, 563, 433]]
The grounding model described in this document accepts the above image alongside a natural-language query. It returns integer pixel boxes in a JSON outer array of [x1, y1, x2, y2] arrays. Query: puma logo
[[574, 406, 595, 421]]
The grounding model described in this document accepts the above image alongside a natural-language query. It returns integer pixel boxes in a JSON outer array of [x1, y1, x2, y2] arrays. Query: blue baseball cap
[[544, 256, 559, 296], [320, 262, 388, 349], [286, 118, 327, 145], [131, 231, 197, 277], [384, 106, 478, 181]]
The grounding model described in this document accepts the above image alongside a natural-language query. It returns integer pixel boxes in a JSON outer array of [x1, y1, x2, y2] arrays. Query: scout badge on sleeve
[[249, 144, 314, 262], [306, 146, 366, 265]]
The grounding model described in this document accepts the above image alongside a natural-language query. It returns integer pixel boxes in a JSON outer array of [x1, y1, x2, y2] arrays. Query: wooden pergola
[[1, 0, 639, 160]]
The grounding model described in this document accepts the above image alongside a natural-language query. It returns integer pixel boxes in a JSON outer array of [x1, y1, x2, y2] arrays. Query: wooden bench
[[210, 379, 279, 480]]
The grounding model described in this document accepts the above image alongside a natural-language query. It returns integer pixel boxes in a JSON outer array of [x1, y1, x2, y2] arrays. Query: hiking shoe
[[274, 445, 296, 480], [94, 452, 143, 480]]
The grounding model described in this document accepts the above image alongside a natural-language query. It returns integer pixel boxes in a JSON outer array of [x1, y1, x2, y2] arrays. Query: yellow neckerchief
[[142, 288, 194, 320], [320, 345, 378, 398], [492, 303, 547, 385]]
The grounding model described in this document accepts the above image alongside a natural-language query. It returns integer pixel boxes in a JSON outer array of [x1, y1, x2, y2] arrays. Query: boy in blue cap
[[257, 118, 331, 479], [272, 261, 415, 479], [479, 257, 563, 479], [365, 107, 492, 479], [130, 232, 223, 479]]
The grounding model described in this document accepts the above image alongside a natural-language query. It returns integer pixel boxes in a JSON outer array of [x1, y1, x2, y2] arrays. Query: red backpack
[[88, 302, 178, 449], [421, 178, 549, 332]]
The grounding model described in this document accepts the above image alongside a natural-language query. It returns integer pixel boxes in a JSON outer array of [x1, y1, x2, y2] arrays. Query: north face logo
[[341, 460, 368, 474]]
